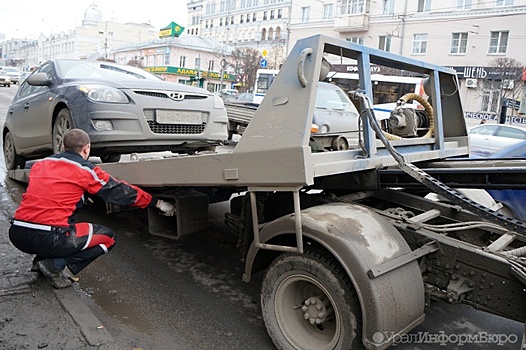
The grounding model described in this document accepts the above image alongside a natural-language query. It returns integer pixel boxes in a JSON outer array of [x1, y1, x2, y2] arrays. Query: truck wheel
[[52, 108, 73, 154], [4, 131, 26, 170], [261, 249, 364, 350]]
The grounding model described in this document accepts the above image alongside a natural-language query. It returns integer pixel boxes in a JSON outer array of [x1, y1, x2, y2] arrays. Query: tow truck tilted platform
[[9, 35, 526, 349]]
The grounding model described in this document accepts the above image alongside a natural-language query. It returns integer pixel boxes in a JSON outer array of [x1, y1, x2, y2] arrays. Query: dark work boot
[[37, 259, 72, 289]]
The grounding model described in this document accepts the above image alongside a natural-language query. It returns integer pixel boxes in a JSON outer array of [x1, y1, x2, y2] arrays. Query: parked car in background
[[219, 88, 239, 101], [224, 82, 360, 146], [228, 92, 254, 103], [2, 59, 228, 171], [468, 123, 526, 157], [0, 66, 22, 84], [486, 141, 526, 221], [0, 69, 11, 87]]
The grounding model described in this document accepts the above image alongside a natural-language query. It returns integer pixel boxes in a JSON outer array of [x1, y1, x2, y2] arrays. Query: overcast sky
[[0, 0, 189, 40]]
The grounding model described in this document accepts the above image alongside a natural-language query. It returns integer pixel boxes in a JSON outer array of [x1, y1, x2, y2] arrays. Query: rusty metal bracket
[[446, 275, 474, 303], [368, 241, 440, 278]]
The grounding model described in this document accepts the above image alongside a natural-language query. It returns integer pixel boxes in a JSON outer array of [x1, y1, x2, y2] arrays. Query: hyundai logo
[[168, 92, 184, 101]]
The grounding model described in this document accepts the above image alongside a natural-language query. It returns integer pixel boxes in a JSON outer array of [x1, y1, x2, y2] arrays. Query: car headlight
[[213, 94, 225, 109], [77, 85, 129, 103]]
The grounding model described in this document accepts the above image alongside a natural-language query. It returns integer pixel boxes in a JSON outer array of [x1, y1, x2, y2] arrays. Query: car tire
[[99, 154, 121, 163], [4, 131, 26, 170], [52, 109, 73, 154]]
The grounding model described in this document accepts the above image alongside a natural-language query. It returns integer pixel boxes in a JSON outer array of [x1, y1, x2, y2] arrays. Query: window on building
[[180, 56, 186, 67], [417, 0, 431, 12], [208, 60, 214, 71], [231, 16, 234, 24], [323, 4, 334, 19], [220, 18, 223, 26], [195, 57, 201, 69], [496, 0, 513, 5], [210, 19, 214, 28], [346, 36, 364, 45], [488, 31, 508, 54], [302, 6, 310, 22], [412, 34, 428, 54], [271, 10, 275, 19], [253, 13, 257, 21], [240, 14, 244, 23], [450, 32, 468, 54], [379, 35, 391, 52], [278, 9, 282, 18], [341, 0, 365, 15], [455, 0, 472, 9], [383, 0, 394, 15], [481, 80, 501, 112], [263, 11, 268, 20]]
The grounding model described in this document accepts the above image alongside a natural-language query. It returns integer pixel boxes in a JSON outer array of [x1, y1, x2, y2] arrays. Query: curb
[[55, 287, 122, 349]]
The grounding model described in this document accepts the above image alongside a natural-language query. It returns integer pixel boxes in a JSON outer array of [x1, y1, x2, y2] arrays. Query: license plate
[[156, 110, 203, 125]]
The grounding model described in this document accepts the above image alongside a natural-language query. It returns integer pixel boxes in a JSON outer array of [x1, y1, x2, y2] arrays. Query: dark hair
[[63, 129, 90, 153]]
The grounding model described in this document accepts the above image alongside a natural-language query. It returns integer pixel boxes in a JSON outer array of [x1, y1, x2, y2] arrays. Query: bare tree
[[127, 59, 145, 68], [229, 47, 261, 93], [488, 57, 524, 119], [266, 45, 286, 70]]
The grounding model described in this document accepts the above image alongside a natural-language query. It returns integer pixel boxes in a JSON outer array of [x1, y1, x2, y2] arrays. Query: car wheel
[[99, 154, 121, 163], [3, 131, 26, 170], [52, 109, 73, 154]]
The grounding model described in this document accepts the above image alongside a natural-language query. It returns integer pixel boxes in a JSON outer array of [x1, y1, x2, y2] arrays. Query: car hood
[[62, 78, 212, 95]]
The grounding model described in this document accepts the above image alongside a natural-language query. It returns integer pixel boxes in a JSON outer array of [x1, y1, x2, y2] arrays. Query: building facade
[[113, 36, 236, 92], [186, 0, 526, 118]]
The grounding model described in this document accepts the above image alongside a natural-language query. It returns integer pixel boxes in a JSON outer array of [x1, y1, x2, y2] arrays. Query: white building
[[113, 36, 236, 92], [1, 4, 158, 68], [186, 0, 526, 118]]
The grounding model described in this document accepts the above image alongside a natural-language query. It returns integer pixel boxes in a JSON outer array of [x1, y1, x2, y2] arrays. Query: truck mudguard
[[244, 202, 425, 349]]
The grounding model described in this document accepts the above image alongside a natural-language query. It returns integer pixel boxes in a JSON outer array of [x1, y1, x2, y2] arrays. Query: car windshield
[[315, 85, 357, 112], [56, 60, 162, 81], [3, 67, 19, 72]]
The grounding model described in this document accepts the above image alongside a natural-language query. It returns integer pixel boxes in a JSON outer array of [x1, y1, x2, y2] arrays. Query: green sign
[[144, 66, 235, 81], [159, 22, 185, 38]]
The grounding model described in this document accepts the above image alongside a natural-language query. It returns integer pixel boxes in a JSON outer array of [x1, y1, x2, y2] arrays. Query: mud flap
[[148, 190, 209, 239], [244, 202, 425, 350]]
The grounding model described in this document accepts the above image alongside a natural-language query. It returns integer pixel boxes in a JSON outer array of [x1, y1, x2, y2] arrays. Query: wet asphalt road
[[0, 86, 523, 349]]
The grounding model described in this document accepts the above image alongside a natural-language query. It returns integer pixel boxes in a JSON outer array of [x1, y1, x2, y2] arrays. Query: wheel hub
[[301, 296, 332, 325]]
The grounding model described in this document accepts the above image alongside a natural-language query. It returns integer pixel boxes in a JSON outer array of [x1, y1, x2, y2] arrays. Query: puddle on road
[[77, 260, 157, 334]]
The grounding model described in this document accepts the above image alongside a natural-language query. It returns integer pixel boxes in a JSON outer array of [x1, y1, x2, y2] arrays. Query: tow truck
[[9, 35, 526, 349]]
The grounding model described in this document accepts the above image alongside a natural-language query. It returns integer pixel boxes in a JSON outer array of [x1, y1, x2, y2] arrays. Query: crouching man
[[9, 129, 175, 288]]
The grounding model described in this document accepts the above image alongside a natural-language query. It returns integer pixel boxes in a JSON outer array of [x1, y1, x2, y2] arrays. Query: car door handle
[[24, 103, 30, 109]]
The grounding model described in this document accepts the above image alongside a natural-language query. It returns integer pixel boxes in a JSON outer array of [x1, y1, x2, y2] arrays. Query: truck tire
[[261, 249, 364, 350]]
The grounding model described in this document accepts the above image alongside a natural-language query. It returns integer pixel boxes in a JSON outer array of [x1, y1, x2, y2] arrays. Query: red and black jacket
[[14, 150, 157, 227]]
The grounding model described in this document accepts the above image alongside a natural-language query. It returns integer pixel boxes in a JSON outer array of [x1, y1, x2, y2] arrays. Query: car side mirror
[[26, 72, 52, 86]]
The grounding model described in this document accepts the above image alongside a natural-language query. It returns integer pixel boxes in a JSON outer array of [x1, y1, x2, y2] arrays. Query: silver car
[[3, 59, 228, 170], [468, 123, 526, 157], [0, 69, 11, 87], [0, 66, 21, 84]]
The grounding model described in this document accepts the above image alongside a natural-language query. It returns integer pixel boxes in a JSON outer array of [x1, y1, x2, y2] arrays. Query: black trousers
[[9, 223, 115, 275]]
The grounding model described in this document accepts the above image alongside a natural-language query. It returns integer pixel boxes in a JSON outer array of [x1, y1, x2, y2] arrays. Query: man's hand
[[156, 200, 175, 216]]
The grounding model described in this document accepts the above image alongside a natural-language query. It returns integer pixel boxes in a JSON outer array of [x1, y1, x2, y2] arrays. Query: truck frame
[[9, 34, 526, 349]]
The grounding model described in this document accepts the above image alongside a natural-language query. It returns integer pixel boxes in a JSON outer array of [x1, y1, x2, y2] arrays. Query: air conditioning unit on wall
[[502, 80, 514, 90], [465, 78, 478, 88]]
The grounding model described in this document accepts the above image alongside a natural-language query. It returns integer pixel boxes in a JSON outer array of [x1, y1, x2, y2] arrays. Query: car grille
[[147, 120, 206, 134], [134, 90, 208, 101], [144, 109, 208, 135]]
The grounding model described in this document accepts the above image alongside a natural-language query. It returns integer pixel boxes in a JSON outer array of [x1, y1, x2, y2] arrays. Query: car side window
[[16, 80, 35, 98], [470, 125, 497, 135], [495, 127, 526, 140]]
